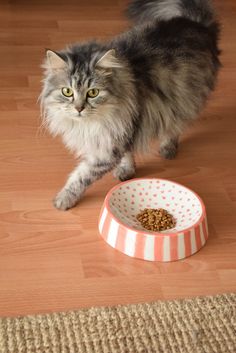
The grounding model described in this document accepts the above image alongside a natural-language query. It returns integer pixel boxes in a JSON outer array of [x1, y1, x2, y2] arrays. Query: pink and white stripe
[[99, 178, 208, 262], [99, 205, 208, 262]]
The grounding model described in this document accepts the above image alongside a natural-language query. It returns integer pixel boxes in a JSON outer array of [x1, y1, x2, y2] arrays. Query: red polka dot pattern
[[109, 179, 202, 232]]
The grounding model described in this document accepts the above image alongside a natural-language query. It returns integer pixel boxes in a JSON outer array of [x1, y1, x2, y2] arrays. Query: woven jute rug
[[0, 294, 235, 353]]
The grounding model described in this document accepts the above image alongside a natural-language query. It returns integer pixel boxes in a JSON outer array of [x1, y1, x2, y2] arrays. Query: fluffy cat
[[40, 0, 220, 210]]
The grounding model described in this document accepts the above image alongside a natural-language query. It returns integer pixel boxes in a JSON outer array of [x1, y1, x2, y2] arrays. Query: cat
[[40, 0, 220, 210]]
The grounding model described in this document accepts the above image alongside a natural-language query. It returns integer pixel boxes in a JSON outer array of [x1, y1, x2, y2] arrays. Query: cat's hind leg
[[159, 133, 179, 160], [113, 151, 136, 181]]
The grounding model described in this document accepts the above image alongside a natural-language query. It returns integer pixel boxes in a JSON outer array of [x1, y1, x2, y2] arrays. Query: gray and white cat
[[40, 0, 220, 210]]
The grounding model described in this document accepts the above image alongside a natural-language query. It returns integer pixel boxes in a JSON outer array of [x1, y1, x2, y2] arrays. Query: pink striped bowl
[[99, 178, 208, 262]]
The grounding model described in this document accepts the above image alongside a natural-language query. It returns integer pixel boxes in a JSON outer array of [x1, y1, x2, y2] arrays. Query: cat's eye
[[87, 88, 99, 98], [61, 87, 73, 97]]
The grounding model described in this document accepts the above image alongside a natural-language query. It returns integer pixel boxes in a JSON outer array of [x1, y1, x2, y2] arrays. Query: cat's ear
[[46, 50, 67, 70], [96, 49, 122, 69]]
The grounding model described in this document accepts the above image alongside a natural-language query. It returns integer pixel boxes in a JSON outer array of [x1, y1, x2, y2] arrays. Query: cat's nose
[[75, 105, 84, 113]]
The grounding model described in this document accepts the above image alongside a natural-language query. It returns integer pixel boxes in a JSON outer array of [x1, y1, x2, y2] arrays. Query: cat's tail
[[126, 0, 217, 27]]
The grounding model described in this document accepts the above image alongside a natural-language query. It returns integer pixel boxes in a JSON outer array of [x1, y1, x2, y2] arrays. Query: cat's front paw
[[53, 188, 80, 211], [113, 166, 136, 182]]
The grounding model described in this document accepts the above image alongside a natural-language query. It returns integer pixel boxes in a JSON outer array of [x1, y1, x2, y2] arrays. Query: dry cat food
[[136, 208, 176, 232]]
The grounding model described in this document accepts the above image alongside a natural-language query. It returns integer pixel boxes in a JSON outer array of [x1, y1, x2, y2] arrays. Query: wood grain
[[0, 0, 236, 317]]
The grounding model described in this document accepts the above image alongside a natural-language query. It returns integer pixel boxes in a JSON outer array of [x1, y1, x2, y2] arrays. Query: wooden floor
[[0, 0, 236, 317]]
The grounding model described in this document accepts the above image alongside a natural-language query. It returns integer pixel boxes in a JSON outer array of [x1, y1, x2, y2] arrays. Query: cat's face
[[42, 50, 122, 121]]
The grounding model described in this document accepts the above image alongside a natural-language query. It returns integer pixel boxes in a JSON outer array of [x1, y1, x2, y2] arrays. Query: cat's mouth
[[70, 115, 84, 122], [71, 112, 86, 120]]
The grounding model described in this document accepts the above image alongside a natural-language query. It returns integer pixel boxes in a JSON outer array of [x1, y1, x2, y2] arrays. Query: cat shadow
[[135, 164, 165, 178]]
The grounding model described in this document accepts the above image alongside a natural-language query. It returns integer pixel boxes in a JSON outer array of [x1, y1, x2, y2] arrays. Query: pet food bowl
[[99, 178, 208, 262]]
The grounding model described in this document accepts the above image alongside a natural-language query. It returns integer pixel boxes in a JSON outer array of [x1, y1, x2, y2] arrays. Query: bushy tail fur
[[127, 0, 216, 27]]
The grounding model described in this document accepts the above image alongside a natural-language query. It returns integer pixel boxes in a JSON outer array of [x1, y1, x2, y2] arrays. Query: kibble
[[136, 208, 176, 232]]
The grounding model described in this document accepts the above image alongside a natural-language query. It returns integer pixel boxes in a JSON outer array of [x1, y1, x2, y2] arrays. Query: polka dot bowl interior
[[99, 178, 208, 262]]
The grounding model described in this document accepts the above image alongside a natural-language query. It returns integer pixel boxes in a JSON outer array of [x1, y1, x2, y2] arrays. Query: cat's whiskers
[[36, 118, 50, 138]]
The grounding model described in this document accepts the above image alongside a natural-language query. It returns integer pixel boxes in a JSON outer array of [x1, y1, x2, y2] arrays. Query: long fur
[[40, 0, 221, 210]]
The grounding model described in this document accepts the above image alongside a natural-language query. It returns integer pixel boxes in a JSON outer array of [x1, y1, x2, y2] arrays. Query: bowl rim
[[104, 177, 206, 237]]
